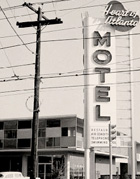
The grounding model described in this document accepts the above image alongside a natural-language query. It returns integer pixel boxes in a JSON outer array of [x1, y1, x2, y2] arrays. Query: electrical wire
[[0, 0, 73, 12], [0, 58, 140, 82], [0, 62, 35, 70], [0, 55, 140, 80], [30, 0, 75, 6], [0, 7, 34, 54], [0, 31, 140, 51], [0, 79, 140, 96], [22, 0, 34, 22], [0, 25, 82, 38], [0, 65, 140, 83], [5, 0, 17, 21], [0, 5, 23, 11], [0, 0, 139, 20], [0, 40, 17, 77], [41, 0, 140, 13]]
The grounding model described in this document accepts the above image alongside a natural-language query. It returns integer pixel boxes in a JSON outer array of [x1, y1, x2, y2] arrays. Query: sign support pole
[[109, 123, 113, 179], [90, 148, 96, 179], [129, 30, 136, 179]]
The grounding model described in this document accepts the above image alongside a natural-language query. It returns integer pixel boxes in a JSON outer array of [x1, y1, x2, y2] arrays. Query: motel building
[[0, 115, 135, 179]]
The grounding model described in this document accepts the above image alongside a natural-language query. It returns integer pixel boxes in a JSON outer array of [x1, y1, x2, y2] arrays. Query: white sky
[[0, 0, 140, 141]]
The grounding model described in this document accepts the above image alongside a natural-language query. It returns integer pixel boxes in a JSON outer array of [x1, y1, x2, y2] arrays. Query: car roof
[[0, 172, 22, 175]]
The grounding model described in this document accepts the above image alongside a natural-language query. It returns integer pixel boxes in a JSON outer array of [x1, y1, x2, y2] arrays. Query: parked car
[[0, 172, 29, 179]]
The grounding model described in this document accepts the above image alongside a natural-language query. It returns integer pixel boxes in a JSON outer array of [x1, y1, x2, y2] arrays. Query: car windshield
[[0, 174, 3, 178]]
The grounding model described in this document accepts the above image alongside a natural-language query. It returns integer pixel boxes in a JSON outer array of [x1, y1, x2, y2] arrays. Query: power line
[[0, 7, 34, 54], [0, 62, 35, 70], [0, 31, 140, 50], [0, 4, 23, 11], [30, 0, 75, 6], [41, 0, 140, 13], [0, 0, 139, 21], [0, 55, 140, 80], [5, 0, 17, 21], [1, 0, 140, 12], [0, 25, 81, 38], [1, 65, 140, 83], [0, 79, 140, 96], [0, 0, 73, 12], [0, 40, 17, 76], [0, 41, 35, 50], [0, 23, 139, 41]]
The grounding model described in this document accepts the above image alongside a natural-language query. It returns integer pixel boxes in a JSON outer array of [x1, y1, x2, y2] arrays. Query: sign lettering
[[104, 1, 139, 32]]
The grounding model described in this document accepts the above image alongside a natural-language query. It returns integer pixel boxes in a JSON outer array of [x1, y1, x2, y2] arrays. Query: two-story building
[[0, 115, 129, 179]]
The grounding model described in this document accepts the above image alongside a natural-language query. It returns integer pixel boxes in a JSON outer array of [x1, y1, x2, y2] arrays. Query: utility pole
[[17, 4, 62, 179], [109, 123, 116, 179]]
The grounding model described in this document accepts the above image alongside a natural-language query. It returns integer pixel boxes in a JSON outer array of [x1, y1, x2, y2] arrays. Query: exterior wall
[[96, 156, 116, 178], [96, 147, 129, 157], [0, 116, 84, 150]]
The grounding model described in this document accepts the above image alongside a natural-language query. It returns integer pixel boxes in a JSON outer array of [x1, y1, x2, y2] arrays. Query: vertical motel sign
[[83, 17, 116, 148]]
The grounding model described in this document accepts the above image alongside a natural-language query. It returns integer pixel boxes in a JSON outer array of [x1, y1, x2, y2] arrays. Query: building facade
[[0, 115, 130, 179], [0, 115, 84, 179]]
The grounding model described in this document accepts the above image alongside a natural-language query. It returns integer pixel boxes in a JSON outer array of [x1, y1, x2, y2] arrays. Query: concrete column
[[90, 148, 96, 179], [65, 154, 70, 179], [22, 155, 28, 176]]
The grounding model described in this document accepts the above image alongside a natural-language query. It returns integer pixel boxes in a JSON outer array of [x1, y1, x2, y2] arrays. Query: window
[[47, 120, 60, 127], [0, 122, 4, 130], [39, 156, 52, 163], [69, 127, 76, 136], [4, 130, 17, 138], [62, 128, 68, 136], [77, 127, 83, 137], [39, 119, 46, 128], [46, 137, 60, 147], [18, 139, 30, 148], [62, 127, 76, 136], [53, 155, 65, 177], [18, 120, 31, 129], [4, 139, 17, 149], [38, 129, 45, 137], [38, 138, 45, 149], [4, 121, 17, 129], [0, 140, 3, 148]]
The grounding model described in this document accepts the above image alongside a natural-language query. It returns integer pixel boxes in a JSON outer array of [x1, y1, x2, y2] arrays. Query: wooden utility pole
[[17, 4, 62, 179], [31, 7, 41, 179]]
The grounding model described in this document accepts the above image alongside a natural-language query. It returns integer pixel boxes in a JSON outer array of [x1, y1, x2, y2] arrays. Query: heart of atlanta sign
[[104, 0, 139, 32]]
